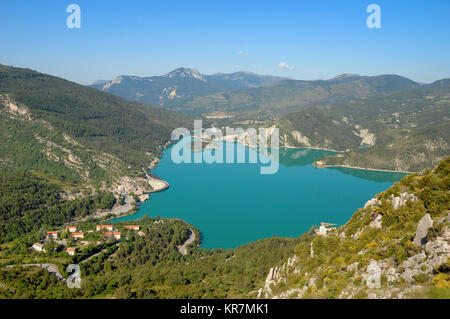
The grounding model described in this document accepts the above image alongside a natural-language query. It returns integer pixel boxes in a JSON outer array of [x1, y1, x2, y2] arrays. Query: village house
[[46, 231, 58, 239], [31, 243, 45, 253], [104, 232, 121, 240], [72, 232, 85, 239], [96, 225, 113, 231], [66, 226, 77, 233], [66, 247, 77, 256], [124, 225, 140, 230]]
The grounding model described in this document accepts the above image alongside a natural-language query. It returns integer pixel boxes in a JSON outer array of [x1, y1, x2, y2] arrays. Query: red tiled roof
[[72, 232, 84, 236]]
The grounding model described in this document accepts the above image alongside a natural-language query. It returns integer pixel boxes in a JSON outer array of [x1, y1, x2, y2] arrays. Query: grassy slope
[[265, 156, 450, 299]]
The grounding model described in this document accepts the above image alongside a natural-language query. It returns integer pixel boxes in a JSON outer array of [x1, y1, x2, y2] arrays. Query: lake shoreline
[[313, 162, 413, 174], [117, 139, 402, 249]]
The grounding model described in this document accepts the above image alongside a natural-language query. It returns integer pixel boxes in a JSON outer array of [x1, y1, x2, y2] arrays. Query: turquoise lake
[[115, 138, 406, 249]]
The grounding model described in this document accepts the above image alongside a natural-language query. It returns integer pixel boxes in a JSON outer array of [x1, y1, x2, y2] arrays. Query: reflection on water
[[115, 140, 407, 249], [277, 148, 407, 183], [278, 148, 337, 167], [328, 166, 407, 183]]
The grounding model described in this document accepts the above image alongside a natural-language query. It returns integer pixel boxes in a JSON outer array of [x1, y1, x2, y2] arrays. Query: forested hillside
[[0, 172, 115, 244], [1, 157, 448, 299], [0, 65, 192, 186], [277, 79, 450, 172], [170, 74, 419, 116]]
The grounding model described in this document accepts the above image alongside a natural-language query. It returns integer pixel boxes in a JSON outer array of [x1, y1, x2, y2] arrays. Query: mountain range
[[90, 68, 288, 110], [92, 69, 421, 118]]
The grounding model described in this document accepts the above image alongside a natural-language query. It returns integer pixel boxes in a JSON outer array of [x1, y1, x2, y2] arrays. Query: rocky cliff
[[258, 157, 450, 299]]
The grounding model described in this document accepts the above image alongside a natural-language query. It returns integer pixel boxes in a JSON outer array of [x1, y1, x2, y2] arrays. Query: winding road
[[6, 263, 66, 281], [80, 243, 120, 263], [177, 229, 196, 255]]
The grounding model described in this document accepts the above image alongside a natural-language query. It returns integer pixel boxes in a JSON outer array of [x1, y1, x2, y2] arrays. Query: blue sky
[[1, 0, 449, 84]]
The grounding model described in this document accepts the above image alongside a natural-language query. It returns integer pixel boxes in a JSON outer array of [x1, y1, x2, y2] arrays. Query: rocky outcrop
[[258, 256, 300, 299], [364, 198, 381, 209], [354, 126, 376, 147], [425, 227, 450, 256], [114, 175, 168, 196], [315, 225, 329, 236], [138, 194, 149, 202], [291, 130, 311, 147], [390, 193, 417, 210], [413, 214, 433, 246], [257, 158, 450, 299], [363, 260, 382, 288], [369, 214, 383, 229], [1, 94, 30, 118], [347, 262, 359, 272]]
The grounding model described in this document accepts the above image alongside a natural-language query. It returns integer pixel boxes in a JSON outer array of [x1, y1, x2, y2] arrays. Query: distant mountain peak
[[91, 79, 108, 85], [100, 75, 123, 90], [164, 67, 206, 81], [235, 70, 256, 75], [330, 74, 361, 81]]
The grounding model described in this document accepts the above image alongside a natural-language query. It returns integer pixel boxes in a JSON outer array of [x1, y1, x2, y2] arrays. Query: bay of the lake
[[115, 138, 405, 249]]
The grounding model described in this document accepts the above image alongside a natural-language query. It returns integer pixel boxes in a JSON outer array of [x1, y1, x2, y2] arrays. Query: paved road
[[80, 243, 120, 263], [177, 229, 196, 256], [6, 263, 66, 281], [110, 195, 133, 216]]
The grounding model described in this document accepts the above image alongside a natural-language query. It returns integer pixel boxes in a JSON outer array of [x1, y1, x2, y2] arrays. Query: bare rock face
[[370, 214, 383, 229], [413, 214, 433, 246], [315, 225, 329, 236], [347, 262, 359, 272], [291, 130, 311, 147], [390, 193, 417, 210], [138, 194, 149, 202], [400, 228, 449, 284], [364, 260, 382, 288], [364, 198, 381, 209], [353, 229, 363, 240], [259, 255, 300, 299], [425, 227, 450, 255]]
